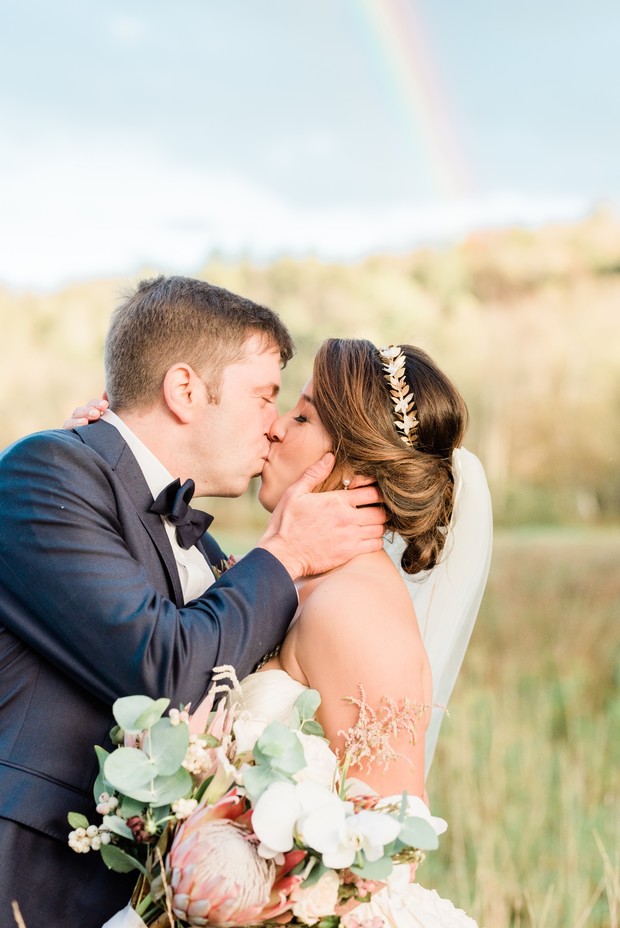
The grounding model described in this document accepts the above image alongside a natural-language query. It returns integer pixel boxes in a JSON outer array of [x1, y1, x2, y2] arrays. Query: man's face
[[191, 335, 281, 497]]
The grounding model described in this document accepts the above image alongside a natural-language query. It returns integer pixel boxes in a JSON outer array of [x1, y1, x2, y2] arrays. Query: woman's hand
[[63, 397, 109, 429]]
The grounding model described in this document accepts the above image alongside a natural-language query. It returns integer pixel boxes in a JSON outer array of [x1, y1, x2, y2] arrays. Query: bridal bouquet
[[68, 668, 446, 928]]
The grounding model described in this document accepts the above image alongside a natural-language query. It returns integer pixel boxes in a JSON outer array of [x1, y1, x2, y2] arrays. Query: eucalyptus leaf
[[134, 698, 172, 732], [253, 721, 306, 775], [350, 855, 393, 880], [112, 695, 170, 734], [119, 796, 147, 819], [100, 843, 146, 875], [147, 718, 189, 775], [67, 812, 89, 829], [242, 764, 288, 803], [105, 746, 157, 792], [102, 814, 135, 840], [121, 767, 193, 805], [398, 817, 439, 851], [93, 745, 112, 802], [300, 719, 325, 738], [300, 858, 327, 888], [151, 804, 172, 823], [109, 724, 125, 745], [294, 689, 321, 720]]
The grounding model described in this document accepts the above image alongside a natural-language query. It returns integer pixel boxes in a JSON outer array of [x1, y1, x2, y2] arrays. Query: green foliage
[[243, 720, 308, 802], [67, 812, 89, 830], [2, 213, 620, 527], [290, 688, 325, 737], [112, 695, 170, 733]]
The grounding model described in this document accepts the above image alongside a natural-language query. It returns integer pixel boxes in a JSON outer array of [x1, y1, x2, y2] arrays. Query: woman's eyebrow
[[300, 392, 315, 406]]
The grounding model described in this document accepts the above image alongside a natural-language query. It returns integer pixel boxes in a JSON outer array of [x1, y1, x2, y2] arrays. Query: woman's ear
[[317, 467, 352, 493], [162, 364, 203, 424]]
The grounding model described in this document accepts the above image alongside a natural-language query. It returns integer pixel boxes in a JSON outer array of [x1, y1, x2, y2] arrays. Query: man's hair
[[104, 276, 295, 411]]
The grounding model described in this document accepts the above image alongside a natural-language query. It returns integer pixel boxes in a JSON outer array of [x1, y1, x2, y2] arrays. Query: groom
[[0, 276, 385, 927]]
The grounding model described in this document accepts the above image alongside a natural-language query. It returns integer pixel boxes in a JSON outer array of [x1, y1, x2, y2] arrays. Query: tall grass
[[422, 529, 620, 927]]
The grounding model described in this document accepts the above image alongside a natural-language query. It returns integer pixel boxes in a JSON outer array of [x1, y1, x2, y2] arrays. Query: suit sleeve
[[0, 430, 297, 708]]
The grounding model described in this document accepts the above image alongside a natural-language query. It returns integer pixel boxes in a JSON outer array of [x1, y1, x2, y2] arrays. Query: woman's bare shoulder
[[294, 551, 421, 651]]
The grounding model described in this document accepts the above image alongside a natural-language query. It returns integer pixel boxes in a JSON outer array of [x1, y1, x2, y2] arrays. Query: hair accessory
[[377, 345, 418, 447], [342, 479, 351, 490]]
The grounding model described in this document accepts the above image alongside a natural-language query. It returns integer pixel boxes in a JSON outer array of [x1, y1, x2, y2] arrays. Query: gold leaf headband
[[378, 345, 418, 448]]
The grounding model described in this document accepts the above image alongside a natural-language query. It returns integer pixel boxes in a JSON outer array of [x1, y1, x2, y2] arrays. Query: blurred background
[[1, 2, 618, 925]]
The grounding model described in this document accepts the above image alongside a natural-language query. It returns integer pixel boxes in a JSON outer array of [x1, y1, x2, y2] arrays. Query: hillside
[[2, 209, 619, 526]]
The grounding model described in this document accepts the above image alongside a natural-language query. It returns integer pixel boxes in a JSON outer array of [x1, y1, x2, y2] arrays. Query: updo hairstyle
[[312, 338, 468, 574]]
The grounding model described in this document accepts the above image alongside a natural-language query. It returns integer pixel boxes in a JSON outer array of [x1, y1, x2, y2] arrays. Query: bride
[[77, 338, 492, 927], [231, 338, 490, 927]]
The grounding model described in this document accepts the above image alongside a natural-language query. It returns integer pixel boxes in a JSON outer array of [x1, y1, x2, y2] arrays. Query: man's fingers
[[288, 452, 336, 496], [358, 520, 387, 538], [342, 484, 383, 508], [356, 534, 385, 554], [354, 506, 387, 528]]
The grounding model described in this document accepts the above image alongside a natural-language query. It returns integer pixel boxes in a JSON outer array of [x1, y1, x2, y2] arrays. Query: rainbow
[[348, 0, 473, 200]]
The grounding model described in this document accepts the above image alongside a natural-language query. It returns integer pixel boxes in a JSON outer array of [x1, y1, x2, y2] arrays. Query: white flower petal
[[232, 713, 269, 754], [294, 733, 338, 789], [321, 846, 357, 869], [299, 800, 346, 854], [251, 782, 300, 852], [377, 795, 448, 836], [354, 809, 401, 843]]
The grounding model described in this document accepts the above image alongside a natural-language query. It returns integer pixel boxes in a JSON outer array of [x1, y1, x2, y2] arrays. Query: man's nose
[[268, 414, 286, 443]]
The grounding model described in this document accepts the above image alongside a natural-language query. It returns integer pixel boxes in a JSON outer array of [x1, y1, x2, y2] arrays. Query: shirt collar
[[102, 409, 176, 501]]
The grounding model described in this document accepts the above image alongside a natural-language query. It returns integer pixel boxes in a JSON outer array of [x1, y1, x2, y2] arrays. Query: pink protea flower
[[255, 848, 307, 922], [167, 792, 307, 926]]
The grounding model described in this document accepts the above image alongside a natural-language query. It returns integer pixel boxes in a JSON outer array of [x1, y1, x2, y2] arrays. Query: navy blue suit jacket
[[0, 421, 297, 924]]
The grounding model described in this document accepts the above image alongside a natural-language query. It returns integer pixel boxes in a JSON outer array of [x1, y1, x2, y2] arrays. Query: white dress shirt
[[102, 410, 215, 603]]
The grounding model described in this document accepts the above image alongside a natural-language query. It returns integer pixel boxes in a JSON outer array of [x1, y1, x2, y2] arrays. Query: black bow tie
[[150, 478, 214, 549]]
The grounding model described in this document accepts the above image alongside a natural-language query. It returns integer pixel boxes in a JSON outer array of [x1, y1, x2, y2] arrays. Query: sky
[[1, 0, 619, 290]]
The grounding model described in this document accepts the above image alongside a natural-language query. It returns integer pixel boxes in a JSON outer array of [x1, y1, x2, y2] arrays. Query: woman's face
[[258, 377, 333, 512]]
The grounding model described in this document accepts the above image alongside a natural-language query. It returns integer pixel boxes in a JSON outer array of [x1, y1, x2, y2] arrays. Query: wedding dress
[[236, 669, 479, 928]]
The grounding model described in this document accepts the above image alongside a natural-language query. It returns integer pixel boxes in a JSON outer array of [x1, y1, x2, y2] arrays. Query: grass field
[[420, 528, 620, 928]]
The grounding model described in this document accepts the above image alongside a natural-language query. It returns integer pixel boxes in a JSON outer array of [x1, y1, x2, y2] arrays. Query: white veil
[[384, 447, 493, 779]]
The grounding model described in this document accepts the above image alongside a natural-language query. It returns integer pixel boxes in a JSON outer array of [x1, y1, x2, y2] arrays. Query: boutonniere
[[211, 554, 236, 580]]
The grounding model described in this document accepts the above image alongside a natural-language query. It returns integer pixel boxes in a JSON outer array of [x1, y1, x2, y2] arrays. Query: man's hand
[[258, 453, 386, 580]]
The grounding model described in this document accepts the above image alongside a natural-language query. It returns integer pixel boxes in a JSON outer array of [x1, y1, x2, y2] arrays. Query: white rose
[[232, 712, 269, 755], [291, 869, 340, 924], [294, 732, 338, 789]]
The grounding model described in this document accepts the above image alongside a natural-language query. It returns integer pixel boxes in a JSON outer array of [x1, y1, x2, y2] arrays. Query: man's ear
[[162, 364, 203, 423]]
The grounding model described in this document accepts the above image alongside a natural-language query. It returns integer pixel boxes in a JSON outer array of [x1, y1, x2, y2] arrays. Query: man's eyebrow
[[258, 383, 280, 397]]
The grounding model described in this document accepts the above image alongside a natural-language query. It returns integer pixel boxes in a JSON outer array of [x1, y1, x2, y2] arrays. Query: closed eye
[[293, 415, 308, 423]]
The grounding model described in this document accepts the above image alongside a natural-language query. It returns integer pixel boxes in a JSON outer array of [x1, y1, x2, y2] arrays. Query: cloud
[[108, 15, 145, 45], [0, 132, 597, 290]]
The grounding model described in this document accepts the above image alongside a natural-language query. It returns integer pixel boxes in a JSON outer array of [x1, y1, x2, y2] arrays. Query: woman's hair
[[312, 338, 468, 574]]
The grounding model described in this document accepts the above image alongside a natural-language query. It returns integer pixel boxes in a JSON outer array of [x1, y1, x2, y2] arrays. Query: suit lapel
[[76, 422, 185, 606]]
